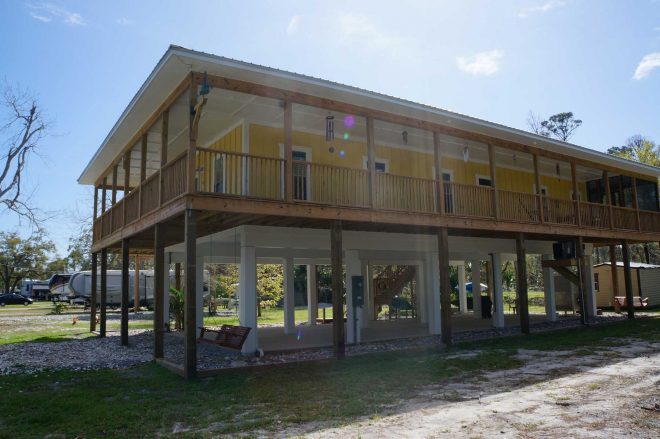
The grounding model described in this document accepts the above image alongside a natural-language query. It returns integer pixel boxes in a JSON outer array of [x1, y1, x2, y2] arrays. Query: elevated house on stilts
[[79, 46, 660, 379]]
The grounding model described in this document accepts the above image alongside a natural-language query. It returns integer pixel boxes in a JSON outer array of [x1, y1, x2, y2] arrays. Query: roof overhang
[[78, 45, 660, 185]]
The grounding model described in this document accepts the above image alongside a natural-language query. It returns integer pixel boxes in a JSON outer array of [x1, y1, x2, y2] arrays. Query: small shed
[[593, 262, 660, 307]]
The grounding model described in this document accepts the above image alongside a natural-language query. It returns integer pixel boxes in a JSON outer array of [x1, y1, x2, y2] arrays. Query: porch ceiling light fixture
[[463, 145, 470, 163], [199, 71, 212, 96], [556, 163, 561, 180], [402, 130, 408, 145]]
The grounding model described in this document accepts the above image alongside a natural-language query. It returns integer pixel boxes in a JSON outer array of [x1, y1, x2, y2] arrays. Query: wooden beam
[[161, 110, 169, 166], [438, 227, 452, 344], [433, 132, 445, 214], [187, 74, 197, 195], [571, 162, 582, 227], [90, 252, 97, 332], [533, 154, 543, 224], [175, 262, 181, 291], [283, 101, 293, 203], [140, 133, 148, 183], [516, 233, 530, 334], [604, 170, 613, 229], [367, 117, 376, 208], [331, 220, 345, 358], [100, 248, 107, 337], [553, 266, 581, 287], [121, 238, 130, 346], [101, 176, 107, 213], [632, 177, 641, 230], [111, 165, 118, 204], [93, 186, 99, 221], [488, 144, 499, 220], [609, 245, 619, 310], [541, 258, 578, 268], [621, 240, 635, 319], [154, 223, 165, 359], [184, 209, 198, 379], [575, 237, 587, 325]]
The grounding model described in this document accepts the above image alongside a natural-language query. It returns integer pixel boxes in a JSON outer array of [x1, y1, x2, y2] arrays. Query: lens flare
[[343, 115, 355, 128], [339, 150, 346, 157], [343, 132, 350, 140]]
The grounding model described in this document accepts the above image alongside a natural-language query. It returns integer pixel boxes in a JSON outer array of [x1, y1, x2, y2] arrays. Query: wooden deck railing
[[611, 206, 638, 230], [580, 201, 610, 229], [93, 146, 660, 242], [444, 182, 494, 217], [375, 173, 435, 212], [498, 190, 540, 223]]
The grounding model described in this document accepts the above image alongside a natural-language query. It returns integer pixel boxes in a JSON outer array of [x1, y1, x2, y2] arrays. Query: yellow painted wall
[[196, 125, 243, 193]]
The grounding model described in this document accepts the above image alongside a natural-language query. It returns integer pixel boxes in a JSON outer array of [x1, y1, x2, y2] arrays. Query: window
[[375, 162, 387, 173], [292, 150, 309, 201], [213, 156, 224, 193], [594, 273, 599, 291], [362, 157, 389, 173], [476, 176, 492, 187]]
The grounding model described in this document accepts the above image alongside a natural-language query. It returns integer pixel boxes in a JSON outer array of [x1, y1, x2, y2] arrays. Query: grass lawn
[[0, 317, 658, 437]]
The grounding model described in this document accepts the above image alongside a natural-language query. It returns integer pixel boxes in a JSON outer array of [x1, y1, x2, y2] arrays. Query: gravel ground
[[0, 312, 655, 375]]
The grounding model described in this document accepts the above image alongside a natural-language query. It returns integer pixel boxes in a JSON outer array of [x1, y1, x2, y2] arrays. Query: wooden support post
[[184, 209, 198, 379], [516, 233, 530, 334], [609, 245, 620, 311], [121, 239, 130, 346], [631, 177, 641, 230], [438, 227, 452, 344], [140, 133, 148, 183], [604, 171, 613, 229], [366, 117, 376, 207], [90, 252, 97, 332], [101, 176, 107, 213], [111, 164, 118, 205], [331, 220, 345, 358], [159, 110, 169, 207], [134, 256, 141, 313], [621, 241, 635, 319], [571, 162, 582, 227], [93, 186, 98, 221], [283, 101, 293, 203], [100, 248, 107, 338], [154, 223, 165, 359], [124, 151, 131, 197], [488, 144, 499, 219], [187, 75, 198, 194], [433, 132, 445, 214], [533, 154, 543, 223]]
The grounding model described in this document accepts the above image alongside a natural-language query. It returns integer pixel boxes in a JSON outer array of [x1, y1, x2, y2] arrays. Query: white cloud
[[115, 17, 132, 26], [286, 15, 301, 35], [456, 50, 504, 76], [518, 0, 565, 18], [633, 52, 660, 79], [27, 2, 87, 26], [337, 14, 405, 57]]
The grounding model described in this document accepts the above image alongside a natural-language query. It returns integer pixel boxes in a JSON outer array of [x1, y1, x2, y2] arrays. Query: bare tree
[[0, 84, 47, 223], [526, 111, 548, 137]]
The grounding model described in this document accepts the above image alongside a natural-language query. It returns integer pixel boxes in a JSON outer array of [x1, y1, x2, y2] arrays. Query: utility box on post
[[351, 275, 364, 307]]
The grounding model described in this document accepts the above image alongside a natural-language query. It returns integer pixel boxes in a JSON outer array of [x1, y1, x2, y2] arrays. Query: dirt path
[[285, 339, 659, 438]]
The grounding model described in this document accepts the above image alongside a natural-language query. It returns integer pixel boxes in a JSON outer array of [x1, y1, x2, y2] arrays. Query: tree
[[527, 111, 582, 142], [46, 257, 68, 276], [257, 264, 284, 311], [0, 231, 54, 294], [67, 225, 92, 271], [0, 84, 47, 223], [607, 135, 660, 167]]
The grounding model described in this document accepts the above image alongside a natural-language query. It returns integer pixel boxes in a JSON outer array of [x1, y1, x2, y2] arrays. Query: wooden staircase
[[373, 266, 416, 319]]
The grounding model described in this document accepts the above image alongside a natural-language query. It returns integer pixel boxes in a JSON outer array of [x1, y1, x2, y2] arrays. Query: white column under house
[[306, 264, 317, 326], [491, 253, 505, 328], [542, 254, 557, 322], [283, 256, 296, 334], [345, 250, 362, 344], [239, 245, 258, 354]]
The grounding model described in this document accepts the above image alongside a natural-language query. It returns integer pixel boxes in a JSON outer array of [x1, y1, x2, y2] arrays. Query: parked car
[[0, 293, 33, 306]]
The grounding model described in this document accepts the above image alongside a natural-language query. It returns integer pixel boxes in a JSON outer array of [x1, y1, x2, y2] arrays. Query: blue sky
[[0, 0, 659, 256]]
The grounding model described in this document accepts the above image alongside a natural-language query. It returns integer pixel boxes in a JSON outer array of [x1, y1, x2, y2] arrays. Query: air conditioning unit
[[553, 240, 576, 260]]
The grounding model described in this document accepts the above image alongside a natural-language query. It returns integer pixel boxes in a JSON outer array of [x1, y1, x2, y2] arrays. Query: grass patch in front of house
[[0, 316, 658, 438]]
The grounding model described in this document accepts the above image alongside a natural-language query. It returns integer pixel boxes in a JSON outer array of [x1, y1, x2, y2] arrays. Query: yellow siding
[[196, 125, 243, 193], [244, 123, 588, 202]]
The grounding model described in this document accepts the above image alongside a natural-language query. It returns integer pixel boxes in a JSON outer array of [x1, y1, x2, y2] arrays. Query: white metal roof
[[78, 45, 660, 185], [594, 261, 660, 269]]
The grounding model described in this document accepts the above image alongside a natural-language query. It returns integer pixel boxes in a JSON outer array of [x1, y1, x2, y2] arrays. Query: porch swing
[[197, 229, 251, 351]]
